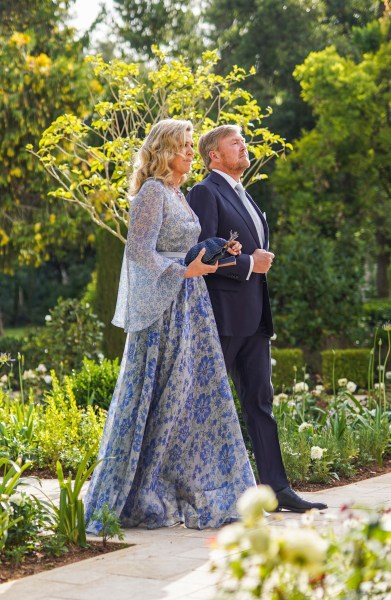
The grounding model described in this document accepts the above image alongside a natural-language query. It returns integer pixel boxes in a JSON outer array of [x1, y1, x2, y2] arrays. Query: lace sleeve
[[112, 179, 187, 332]]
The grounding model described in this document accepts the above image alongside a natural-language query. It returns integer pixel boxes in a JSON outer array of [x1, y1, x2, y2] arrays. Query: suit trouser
[[219, 330, 289, 492]]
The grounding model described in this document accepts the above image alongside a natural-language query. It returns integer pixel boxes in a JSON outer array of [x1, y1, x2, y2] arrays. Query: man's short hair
[[198, 125, 242, 170]]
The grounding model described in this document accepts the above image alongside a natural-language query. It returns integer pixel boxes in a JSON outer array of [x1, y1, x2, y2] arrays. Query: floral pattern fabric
[[84, 179, 255, 531]]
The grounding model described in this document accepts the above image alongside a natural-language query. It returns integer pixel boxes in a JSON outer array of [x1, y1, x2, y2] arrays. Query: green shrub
[[0, 335, 25, 361], [363, 299, 391, 328], [321, 349, 371, 390], [271, 348, 305, 392], [70, 357, 119, 410], [36, 373, 106, 470], [23, 297, 104, 374]]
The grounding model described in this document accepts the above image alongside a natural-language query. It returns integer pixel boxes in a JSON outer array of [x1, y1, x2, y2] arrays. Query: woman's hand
[[184, 248, 218, 278], [226, 240, 242, 256]]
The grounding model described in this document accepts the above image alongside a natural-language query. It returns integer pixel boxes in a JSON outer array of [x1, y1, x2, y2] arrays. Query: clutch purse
[[184, 231, 239, 267]]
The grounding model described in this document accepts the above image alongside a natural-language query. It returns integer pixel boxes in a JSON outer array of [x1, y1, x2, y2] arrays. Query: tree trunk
[[376, 230, 390, 298], [95, 230, 126, 359]]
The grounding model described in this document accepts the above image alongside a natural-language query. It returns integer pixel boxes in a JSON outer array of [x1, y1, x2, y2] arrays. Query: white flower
[[338, 378, 348, 387], [377, 365, 385, 371], [22, 369, 37, 380], [0, 374, 8, 383], [44, 315, 52, 322], [298, 422, 312, 433], [246, 526, 271, 555], [305, 373, 310, 380], [311, 446, 325, 460], [273, 393, 288, 405], [217, 522, 246, 549], [36, 363, 47, 373], [271, 358, 277, 367], [311, 389, 322, 396], [315, 385, 324, 392], [270, 333, 277, 341], [346, 381, 357, 393], [43, 375, 52, 385], [294, 382, 309, 393], [288, 400, 296, 408], [10, 492, 26, 506], [237, 485, 278, 522], [276, 527, 328, 575], [374, 383, 385, 391]]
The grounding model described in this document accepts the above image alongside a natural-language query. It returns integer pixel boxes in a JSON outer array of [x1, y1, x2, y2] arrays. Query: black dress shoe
[[276, 487, 328, 513]]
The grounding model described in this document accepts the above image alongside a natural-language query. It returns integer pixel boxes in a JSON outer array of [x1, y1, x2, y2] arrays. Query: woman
[[84, 119, 256, 531]]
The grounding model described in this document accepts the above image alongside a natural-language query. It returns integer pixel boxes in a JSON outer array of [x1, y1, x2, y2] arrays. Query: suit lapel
[[208, 172, 268, 249]]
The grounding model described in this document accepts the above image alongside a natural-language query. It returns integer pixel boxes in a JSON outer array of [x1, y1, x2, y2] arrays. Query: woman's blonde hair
[[130, 118, 193, 195]]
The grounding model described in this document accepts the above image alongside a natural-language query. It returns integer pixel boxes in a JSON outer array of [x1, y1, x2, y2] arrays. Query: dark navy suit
[[187, 171, 289, 491]]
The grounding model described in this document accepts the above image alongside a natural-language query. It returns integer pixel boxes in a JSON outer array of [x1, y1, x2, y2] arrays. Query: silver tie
[[235, 183, 265, 248]]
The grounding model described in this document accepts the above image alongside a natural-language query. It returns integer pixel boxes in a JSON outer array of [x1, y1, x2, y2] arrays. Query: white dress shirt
[[212, 169, 265, 280]]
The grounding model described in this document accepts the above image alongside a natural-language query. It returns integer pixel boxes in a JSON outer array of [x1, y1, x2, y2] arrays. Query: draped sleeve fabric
[[112, 178, 200, 333]]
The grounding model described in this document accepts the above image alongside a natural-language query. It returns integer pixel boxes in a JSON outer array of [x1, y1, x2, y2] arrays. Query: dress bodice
[[112, 178, 201, 332]]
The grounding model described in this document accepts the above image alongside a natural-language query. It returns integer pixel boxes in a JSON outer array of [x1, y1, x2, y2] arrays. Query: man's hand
[[252, 249, 275, 273]]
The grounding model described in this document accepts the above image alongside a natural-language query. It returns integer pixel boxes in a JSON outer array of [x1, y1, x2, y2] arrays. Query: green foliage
[[0, 335, 22, 361], [23, 297, 104, 373], [4, 493, 56, 564], [321, 349, 371, 390], [269, 228, 365, 351], [90, 503, 125, 546], [36, 373, 106, 471], [271, 347, 304, 392], [32, 49, 289, 245], [0, 458, 31, 550], [0, 250, 95, 327], [112, 0, 203, 62], [0, 6, 95, 269], [71, 357, 119, 410], [273, 19, 391, 302], [56, 451, 100, 547], [363, 300, 391, 343], [0, 395, 40, 463]]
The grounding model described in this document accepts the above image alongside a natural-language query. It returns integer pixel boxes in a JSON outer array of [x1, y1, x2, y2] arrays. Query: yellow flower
[[10, 32, 31, 47]]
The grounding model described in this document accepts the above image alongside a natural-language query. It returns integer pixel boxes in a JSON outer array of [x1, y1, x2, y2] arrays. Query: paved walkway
[[1, 473, 390, 600]]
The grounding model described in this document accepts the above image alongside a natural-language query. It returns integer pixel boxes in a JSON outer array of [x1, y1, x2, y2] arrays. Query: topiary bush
[[321, 349, 371, 390], [271, 348, 305, 392], [70, 357, 120, 410]]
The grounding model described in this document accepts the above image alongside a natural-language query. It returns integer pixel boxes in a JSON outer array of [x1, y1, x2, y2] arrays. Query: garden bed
[[294, 455, 391, 492], [0, 540, 130, 584]]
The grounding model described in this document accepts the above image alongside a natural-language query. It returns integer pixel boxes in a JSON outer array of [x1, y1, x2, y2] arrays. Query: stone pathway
[[1, 474, 390, 600]]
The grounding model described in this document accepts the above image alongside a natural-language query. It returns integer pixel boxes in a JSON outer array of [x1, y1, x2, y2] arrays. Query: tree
[[204, 0, 385, 140], [269, 14, 391, 349], [111, 0, 204, 61], [31, 48, 290, 245], [0, 1, 97, 270]]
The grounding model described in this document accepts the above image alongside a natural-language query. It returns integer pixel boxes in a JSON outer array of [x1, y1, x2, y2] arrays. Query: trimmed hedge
[[271, 348, 304, 392], [71, 357, 120, 410], [321, 349, 371, 390]]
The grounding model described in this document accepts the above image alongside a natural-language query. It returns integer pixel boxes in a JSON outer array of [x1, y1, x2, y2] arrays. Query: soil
[[0, 541, 130, 584], [294, 456, 391, 492]]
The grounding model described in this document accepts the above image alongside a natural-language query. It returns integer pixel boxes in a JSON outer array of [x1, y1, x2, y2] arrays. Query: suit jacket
[[187, 171, 274, 338]]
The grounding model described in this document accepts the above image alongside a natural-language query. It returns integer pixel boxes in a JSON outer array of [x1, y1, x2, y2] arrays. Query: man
[[187, 125, 327, 512]]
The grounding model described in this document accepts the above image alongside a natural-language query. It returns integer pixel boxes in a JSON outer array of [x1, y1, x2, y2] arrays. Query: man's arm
[[187, 184, 252, 282]]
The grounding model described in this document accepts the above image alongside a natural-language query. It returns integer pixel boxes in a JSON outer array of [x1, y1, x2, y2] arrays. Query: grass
[[3, 326, 43, 339]]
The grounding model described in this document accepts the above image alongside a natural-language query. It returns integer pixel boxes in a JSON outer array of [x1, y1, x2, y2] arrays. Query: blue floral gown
[[84, 179, 255, 531]]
